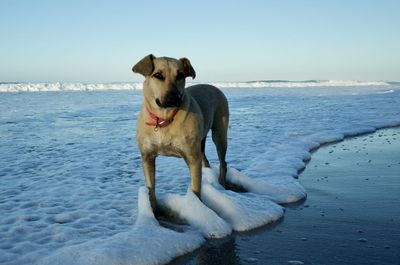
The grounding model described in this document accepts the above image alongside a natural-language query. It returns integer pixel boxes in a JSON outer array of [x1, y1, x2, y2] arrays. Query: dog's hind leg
[[212, 116, 228, 188], [201, 137, 211, 168]]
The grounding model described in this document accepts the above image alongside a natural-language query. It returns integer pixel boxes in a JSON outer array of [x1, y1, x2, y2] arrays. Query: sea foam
[[1, 85, 399, 265], [37, 187, 205, 265], [38, 166, 288, 265], [0, 80, 391, 92]]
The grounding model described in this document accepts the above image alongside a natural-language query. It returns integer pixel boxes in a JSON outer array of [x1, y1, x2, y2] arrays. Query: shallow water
[[1, 86, 400, 264], [169, 128, 400, 265], [237, 128, 400, 265]]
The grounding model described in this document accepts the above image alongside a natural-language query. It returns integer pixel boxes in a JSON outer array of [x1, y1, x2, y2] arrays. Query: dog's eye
[[153, 72, 164, 80], [176, 71, 185, 81]]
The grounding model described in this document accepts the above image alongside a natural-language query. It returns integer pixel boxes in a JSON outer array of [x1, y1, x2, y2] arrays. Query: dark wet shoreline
[[170, 128, 400, 265]]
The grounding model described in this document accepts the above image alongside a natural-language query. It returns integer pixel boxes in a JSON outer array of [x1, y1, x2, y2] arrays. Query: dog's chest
[[146, 131, 185, 157]]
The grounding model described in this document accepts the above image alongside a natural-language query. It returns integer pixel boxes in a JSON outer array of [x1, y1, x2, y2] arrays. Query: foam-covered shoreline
[[214, 127, 400, 265], [0, 80, 391, 92], [1, 86, 400, 265], [36, 122, 400, 265]]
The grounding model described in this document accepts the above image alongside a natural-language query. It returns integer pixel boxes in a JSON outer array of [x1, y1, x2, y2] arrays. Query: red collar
[[145, 105, 179, 130]]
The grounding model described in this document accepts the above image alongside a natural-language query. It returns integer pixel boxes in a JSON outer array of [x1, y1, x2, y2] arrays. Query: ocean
[[0, 81, 399, 265]]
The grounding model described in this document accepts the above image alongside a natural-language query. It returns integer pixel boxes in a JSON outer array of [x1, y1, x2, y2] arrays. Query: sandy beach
[[170, 128, 400, 265]]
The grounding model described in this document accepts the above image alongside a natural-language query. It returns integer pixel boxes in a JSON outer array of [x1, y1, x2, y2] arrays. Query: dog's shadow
[[155, 179, 248, 232], [156, 206, 193, 233], [225, 181, 247, 193]]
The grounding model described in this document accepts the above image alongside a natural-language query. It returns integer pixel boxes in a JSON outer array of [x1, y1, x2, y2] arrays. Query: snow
[[0, 83, 399, 265]]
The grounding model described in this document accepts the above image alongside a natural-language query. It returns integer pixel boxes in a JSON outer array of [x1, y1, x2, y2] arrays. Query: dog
[[132, 54, 229, 212]]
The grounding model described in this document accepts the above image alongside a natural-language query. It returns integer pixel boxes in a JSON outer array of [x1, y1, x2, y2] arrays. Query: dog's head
[[132, 54, 196, 109]]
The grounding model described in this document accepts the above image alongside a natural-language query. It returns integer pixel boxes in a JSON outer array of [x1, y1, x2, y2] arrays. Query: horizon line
[[0, 79, 398, 84]]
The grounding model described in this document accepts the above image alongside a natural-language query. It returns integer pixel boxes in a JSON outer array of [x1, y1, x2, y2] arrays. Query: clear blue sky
[[1, 0, 399, 82]]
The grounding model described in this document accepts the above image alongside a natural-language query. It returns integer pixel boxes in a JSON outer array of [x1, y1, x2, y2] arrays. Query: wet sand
[[170, 128, 400, 265]]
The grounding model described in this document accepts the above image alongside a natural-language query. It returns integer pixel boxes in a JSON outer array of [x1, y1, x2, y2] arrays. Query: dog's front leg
[[141, 153, 157, 212], [184, 154, 202, 198]]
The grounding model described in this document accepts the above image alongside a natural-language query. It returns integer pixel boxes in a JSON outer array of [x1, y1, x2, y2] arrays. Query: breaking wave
[[0, 80, 391, 92], [211, 80, 390, 88]]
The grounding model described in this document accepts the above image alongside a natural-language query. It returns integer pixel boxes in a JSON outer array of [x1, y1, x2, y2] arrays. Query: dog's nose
[[155, 98, 163, 108], [156, 89, 182, 108], [166, 89, 181, 102]]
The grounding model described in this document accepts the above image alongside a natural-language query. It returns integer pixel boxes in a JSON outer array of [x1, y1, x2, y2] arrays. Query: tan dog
[[132, 54, 229, 212]]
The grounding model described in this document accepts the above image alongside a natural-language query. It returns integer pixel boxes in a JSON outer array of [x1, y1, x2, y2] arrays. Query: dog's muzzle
[[156, 89, 182, 108]]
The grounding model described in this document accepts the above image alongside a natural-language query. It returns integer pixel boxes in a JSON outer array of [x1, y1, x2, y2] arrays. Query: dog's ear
[[179, 57, 196, 79], [132, 54, 155, 76]]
